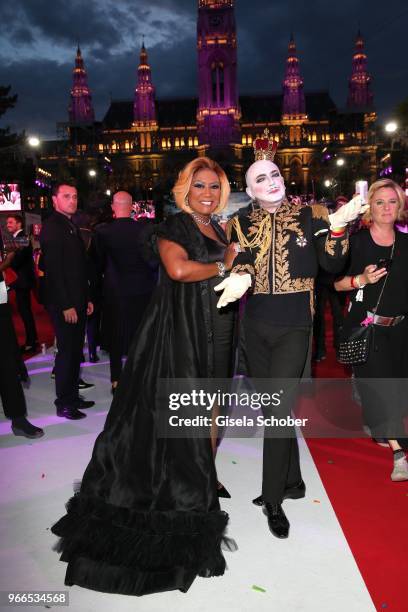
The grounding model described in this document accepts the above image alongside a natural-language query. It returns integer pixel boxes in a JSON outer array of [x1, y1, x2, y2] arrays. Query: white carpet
[[0, 352, 375, 612]]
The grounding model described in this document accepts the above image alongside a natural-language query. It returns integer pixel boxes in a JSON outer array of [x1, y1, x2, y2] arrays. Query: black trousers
[[313, 284, 345, 352], [243, 315, 310, 504], [14, 288, 38, 346], [354, 321, 408, 440], [0, 303, 26, 419], [109, 293, 152, 383], [48, 306, 87, 409]]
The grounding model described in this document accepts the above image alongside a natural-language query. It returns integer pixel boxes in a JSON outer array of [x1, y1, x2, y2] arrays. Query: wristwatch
[[216, 261, 226, 277]]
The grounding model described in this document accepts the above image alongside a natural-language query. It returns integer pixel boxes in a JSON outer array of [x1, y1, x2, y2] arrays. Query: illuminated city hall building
[[41, 0, 377, 198]]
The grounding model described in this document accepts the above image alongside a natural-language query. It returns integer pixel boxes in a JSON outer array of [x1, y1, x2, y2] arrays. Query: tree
[[0, 85, 21, 148]]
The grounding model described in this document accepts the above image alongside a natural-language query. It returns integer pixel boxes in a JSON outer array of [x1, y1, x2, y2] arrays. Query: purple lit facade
[[282, 35, 306, 117], [133, 42, 157, 127], [347, 31, 374, 110], [197, 0, 241, 146], [38, 1, 380, 197], [68, 46, 95, 123]]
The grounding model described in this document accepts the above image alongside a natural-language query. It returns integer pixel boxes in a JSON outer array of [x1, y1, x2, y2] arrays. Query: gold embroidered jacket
[[227, 200, 349, 313]]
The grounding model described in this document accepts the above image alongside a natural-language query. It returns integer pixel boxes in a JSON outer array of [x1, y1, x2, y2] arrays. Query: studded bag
[[337, 323, 374, 365]]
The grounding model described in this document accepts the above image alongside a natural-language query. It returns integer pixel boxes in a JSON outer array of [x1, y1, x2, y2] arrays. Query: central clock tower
[[197, 0, 241, 147]]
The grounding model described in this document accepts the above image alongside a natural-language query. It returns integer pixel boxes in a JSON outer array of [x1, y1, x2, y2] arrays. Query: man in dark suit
[[93, 191, 158, 392], [5, 214, 38, 352], [40, 183, 94, 420]]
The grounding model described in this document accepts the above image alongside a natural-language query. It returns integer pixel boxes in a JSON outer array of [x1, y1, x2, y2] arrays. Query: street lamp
[[385, 121, 398, 134], [28, 136, 40, 147], [106, 189, 111, 196], [324, 179, 332, 188], [336, 158, 345, 167], [88, 169, 96, 177]]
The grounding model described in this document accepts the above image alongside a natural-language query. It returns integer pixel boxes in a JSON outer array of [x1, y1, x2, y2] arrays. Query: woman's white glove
[[214, 273, 252, 308], [328, 196, 369, 229]]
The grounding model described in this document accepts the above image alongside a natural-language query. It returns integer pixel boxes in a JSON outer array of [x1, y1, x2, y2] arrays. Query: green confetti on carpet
[[252, 585, 266, 593], [232, 461, 237, 464]]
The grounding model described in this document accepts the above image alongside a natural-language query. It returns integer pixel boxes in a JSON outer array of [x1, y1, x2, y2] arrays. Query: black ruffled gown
[[51, 212, 235, 596]]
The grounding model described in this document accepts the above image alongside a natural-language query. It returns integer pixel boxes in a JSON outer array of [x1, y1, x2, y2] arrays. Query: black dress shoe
[[252, 480, 306, 507], [217, 483, 231, 499], [78, 378, 95, 390], [56, 408, 87, 420], [77, 399, 95, 409], [263, 503, 289, 538], [11, 417, 44, 439]]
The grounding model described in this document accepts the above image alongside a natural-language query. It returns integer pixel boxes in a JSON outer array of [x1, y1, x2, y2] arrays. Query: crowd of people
[[1, 135, 407, 597]]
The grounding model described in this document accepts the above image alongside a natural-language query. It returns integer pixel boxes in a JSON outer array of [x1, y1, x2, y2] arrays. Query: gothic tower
[[347, 30, 374, 109], [133, 41, 158, 151], [68, 46, 95, 123], [282, 34, 306, 118], [197, 0, 241, 147]]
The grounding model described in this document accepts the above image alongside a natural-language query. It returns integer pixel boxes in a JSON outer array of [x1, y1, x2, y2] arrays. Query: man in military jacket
[[216, 135, 367, 539]]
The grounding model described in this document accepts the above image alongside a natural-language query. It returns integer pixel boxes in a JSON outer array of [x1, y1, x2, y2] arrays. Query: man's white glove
[[214, 273, 252, 309], [328, 195, 369, 229]]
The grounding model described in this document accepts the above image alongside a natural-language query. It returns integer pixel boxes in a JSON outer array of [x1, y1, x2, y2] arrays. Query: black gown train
[[51, 212, 235, 596]]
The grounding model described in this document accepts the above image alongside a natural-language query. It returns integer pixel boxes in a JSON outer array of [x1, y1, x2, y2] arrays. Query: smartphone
[[355, 180, 368, 203], [377, 258, 392, 271]]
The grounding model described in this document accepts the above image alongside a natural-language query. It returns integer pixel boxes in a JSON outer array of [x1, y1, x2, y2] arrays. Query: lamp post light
[[27, 136, 40, 148], [385, 121, 398, 134], [336, 158, 345, 167], [88, 169, 96, 177]]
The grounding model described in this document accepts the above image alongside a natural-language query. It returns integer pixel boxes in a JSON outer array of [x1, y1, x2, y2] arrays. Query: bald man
[[92, 192, 158, 389]]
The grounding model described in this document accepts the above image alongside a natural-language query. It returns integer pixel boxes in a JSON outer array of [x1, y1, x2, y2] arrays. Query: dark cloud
[[0, 0, 407, 138]]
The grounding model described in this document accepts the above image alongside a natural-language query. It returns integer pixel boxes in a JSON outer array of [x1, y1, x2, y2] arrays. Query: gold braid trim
[[311, 204, 329, 222], [230, 214, 272, 267]]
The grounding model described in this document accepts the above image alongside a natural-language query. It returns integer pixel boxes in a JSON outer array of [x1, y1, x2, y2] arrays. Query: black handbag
[[337, 323, 374, 365], [336, 239, 395, 366]]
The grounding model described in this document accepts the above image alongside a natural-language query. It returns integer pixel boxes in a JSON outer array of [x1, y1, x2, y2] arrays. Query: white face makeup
[[245, 160, 286, 212]]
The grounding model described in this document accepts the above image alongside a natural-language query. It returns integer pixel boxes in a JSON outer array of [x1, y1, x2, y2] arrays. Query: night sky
[[0, 0, 407, 139]]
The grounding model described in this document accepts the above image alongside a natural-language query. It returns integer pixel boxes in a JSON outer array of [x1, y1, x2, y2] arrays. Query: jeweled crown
[[253, 128, 278, 161]]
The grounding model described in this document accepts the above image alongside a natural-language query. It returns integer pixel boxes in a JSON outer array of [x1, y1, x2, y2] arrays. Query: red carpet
[[10, 297, 407, 609], [308, 311, 407, 611], [9, 291, 54, 351]]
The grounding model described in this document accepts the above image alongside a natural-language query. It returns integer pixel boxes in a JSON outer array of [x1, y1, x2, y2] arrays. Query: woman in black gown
[[51, 157, 239, 596], [335, 179, 408, 481]]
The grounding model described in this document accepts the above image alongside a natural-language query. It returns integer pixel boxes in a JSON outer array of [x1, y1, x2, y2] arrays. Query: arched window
[[194, 136, 198, 146], [242, 135, 247, 145], [162, 138, 167, 149], [211, 61, 224, 106], [188, 136, 193, 147]]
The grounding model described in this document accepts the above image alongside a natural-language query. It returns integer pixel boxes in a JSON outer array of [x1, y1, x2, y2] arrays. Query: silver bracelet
[[216, 261, 226, 277]]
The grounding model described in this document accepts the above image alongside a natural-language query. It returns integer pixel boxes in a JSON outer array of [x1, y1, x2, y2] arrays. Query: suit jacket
[[92, 218, 158, 301], [10, 230, 36, 290], [39, 211, 89, 312], [227, 200, 349, 317]]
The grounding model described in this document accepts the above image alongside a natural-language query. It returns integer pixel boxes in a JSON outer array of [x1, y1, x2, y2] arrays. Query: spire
[[198, 1, 234, 8], [133, 41, 156, 126], [282, 34, 306, 117], [347, 30, 374, 110], [197, 0, 240, 146], [68, 46, 95, 123]]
